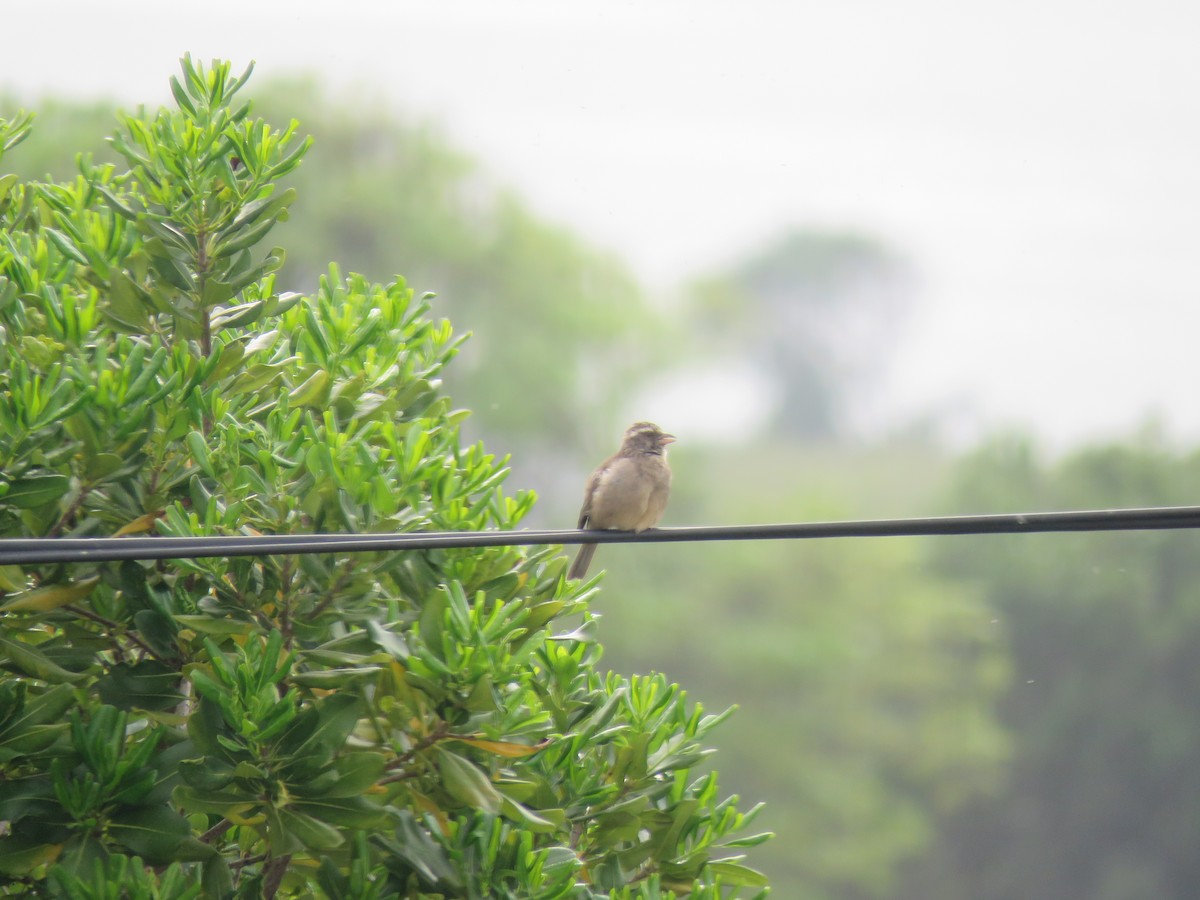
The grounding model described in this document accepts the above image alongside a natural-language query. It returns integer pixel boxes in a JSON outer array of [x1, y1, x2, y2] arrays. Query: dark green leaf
[[210, 299, 264, 330], [173, 784, 258, 817], [213, 214, 279, 258], [2, 473, 70, 509], [0, 835, 63, 876], [279, 692, 361, 759], [380, 811, 461, 889], [96, 660, 182, 712], [0, 636, 88, 683], [108, 805, 193, 861], [277, 807, 344, 850], [104, 272, 151, 331]]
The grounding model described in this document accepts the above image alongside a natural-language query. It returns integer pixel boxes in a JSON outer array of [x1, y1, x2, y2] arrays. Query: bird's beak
[[660, 433, 676, 445]]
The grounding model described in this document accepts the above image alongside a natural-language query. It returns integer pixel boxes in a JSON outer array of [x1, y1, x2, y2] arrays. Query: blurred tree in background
[[0, 96, 121, 179], [894, 434, 1200, 900], [686, 229, 912, 440]]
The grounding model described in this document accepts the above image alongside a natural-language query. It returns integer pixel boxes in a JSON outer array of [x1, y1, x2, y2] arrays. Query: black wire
[[2, 505, 1199, 566]]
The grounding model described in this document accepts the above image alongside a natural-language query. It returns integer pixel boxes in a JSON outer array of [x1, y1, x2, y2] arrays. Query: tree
[[687, 229, 912, 440], [0, 57, 768, 898], [896, 433, 1200, 899]]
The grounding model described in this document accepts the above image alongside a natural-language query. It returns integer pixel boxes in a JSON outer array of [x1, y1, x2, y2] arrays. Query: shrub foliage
[[0, 57, 768, 898]]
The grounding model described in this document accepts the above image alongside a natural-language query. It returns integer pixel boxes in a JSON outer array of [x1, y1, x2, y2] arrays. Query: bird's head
[[622, 421, 675, 455]]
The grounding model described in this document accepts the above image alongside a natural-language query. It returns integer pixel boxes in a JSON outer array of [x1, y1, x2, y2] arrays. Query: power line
[[2, 505, 1199, 566]]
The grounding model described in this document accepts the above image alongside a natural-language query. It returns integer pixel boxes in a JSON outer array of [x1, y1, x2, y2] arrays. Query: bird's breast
[[587, 456, 669, 531]]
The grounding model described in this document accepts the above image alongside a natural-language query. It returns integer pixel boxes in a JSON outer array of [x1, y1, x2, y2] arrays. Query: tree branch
[[64, 604, 164, 661], [380, 721, 452, 784]]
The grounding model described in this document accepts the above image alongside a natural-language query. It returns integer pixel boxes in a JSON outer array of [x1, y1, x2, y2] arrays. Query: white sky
[[7, 0, 1200, 449]]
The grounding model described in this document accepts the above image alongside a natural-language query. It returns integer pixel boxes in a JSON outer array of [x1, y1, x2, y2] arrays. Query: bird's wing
[[577, 465, 604, 529]]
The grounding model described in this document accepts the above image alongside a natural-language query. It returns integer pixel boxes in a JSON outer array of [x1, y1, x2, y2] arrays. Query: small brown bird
[[568, 421, 675, 580]]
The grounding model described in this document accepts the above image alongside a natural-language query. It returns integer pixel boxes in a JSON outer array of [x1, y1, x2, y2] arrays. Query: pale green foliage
[[0, 59, 768, 898]]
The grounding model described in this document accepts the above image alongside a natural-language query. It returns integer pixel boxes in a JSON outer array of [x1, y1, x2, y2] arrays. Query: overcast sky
[[7, 1, 1200, 448]]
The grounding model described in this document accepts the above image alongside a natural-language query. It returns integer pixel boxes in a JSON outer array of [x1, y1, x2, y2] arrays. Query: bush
[[0, 57, 768, 898]]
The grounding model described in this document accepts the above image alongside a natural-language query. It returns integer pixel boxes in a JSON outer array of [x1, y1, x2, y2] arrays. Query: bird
[[568, 421, 675, 580]]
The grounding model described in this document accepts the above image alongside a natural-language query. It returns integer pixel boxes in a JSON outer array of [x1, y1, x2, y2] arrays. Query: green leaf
[[0, 565, 26, 593], [230, 361, 288, 393], [130, 610, 178, 659], [184, 431, 214, 477], [167, 836, 221, 864], [169, 74, 199, 116], [203, 854, 234, 897], [723, 831, 776, 849], [94, 183, 140, 221], [0, 722, 66, 761], [210, 299, 264, 330], [108, 805, 195, 861], [436, 747, 503, 814], [548, 620, 598, 643], [708, 860, 771, 887], [287, 369, 330, 407], [367, 620, 410, 659], [96, 660, 183, 712], [173, 615, 255, 636], [300, 752, 387, 798], [0, 835, 63, 876], [141, 218, 192, 252], [43, 228, 89, 266], [200, 277, 235, 308], [290, 794, 386, 829], [2, 473, 70, 509], [173, 784, 257, 817], [230, 188, 295, 231], [288, 666, 382, 688], [0, 173, 18, 203], [213, 214, 280, 258], [382, 811, 461, 889], [1, 576, 100, 613], [263, 290, 302, 316], [0, 682, 74, 739], [0, 636, 88, 683], [104, 272, 151, 331], [499, 796, 560, 833], [178, 756, 238, 792], [54, 833, 106, 879], [277, 808, 345, 850], [84, 452, 125, 482], [280, 692, 361, 758], [267, 136, 313, 179]]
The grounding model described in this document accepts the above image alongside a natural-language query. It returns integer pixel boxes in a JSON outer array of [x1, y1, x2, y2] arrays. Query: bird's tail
[[568, 543, 597, 580]]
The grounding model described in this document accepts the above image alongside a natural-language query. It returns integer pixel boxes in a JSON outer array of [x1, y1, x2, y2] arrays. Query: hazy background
[[6, 3, 1200, 897], [8, 0, 1200, 448]]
